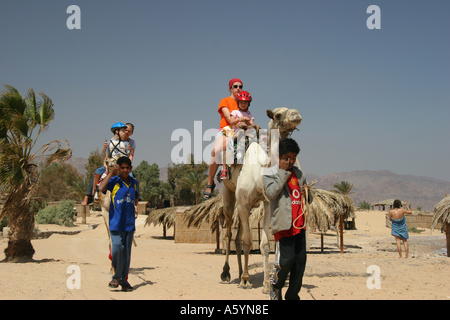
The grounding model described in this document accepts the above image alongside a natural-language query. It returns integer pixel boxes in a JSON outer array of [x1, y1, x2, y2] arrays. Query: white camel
[[94, 157, 118, 243], [220, 107, 302, 293]]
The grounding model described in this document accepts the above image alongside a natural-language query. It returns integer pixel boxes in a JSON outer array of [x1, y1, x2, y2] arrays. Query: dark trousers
[[274, 231, 307, 300], [110, 231, 134, 281]]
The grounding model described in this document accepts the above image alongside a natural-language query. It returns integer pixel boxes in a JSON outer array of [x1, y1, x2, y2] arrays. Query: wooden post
[[81, 205, 87, 224], [446, 222, 449, 258], [321, 233, 324, 253], [339, 213, 344, 253]]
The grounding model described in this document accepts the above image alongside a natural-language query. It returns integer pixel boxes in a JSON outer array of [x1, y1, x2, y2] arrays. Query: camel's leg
[[221, 188, 235, 282], [235, 219, 243, 279], [221, 218, 232, 282], [260, 201, 271, 293], [236, 202, 252, 289]]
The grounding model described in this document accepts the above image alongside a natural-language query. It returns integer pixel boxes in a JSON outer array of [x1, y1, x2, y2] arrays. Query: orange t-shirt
[[218, 96, 238, 129]]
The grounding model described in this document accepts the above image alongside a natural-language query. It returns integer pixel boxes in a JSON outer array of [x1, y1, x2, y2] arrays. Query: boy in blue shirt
[[99, 156, 138, 291]]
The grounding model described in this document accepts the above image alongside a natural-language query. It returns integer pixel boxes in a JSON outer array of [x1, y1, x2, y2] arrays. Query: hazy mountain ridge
[[310, 170, 450, 211], [67, 157, 449, 211]]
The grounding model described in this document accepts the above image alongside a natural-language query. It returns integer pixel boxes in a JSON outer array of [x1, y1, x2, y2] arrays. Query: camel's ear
[[266, 109, 274, 119]]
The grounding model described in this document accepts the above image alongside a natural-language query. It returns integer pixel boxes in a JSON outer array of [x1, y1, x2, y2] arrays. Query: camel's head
[[267, 107, 302, 138], [106, 156, 118, 171]]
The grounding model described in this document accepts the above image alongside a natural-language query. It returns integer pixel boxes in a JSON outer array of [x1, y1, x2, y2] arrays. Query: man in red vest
[[264, 138, 313, 300]]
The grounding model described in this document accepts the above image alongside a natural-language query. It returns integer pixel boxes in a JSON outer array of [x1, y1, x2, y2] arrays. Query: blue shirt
[[104, 176, 137, 232]]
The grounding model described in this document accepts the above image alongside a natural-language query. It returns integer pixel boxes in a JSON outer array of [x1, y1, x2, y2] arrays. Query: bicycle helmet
[[236, 91, 252, 102], [111, 122, 127, 134]]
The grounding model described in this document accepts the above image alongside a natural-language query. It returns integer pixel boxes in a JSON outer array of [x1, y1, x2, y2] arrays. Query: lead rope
[[292, 177, 317, 230], [293, 185, 307, 230]]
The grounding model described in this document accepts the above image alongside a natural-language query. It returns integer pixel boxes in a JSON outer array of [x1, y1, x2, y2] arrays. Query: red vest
[[274, 170, 304, 242]]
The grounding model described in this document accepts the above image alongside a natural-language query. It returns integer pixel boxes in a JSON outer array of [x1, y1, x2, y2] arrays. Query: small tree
[[0, 85, 71, 262], [358, 200, 371, 210], [177, 171, 208, 205], [133, 160, 167, 207], [167, 155, 208, 205], [332, 181, 354, 195], [36, 162, 84, 202]]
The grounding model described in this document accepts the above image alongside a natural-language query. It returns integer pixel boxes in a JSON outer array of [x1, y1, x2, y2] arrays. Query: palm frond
[[38, 92, 55, 128], [431, 195, 450, 231], [24, 88, 40, 126], [145, 206, 180, 229]]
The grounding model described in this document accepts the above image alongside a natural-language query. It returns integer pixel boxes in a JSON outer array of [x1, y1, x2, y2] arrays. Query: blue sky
[[1, 0, 449, 181]]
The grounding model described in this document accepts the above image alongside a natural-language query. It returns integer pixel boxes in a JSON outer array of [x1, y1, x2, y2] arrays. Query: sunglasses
[[232, 85, 243, 89]]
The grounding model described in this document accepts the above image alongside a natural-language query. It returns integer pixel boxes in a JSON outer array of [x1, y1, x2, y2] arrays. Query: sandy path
[[0, 211, 448, 300]]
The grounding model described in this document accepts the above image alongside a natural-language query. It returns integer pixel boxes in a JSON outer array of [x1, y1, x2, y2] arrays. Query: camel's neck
[[267, 125, 290, 146], [266, 126, 290, 167]]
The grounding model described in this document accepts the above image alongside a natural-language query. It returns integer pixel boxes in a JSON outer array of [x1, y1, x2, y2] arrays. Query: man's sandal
[[109, 278, 121, 288], [203, 183, 216, 200]]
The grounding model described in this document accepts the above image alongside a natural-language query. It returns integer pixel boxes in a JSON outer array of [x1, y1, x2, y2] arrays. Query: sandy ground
[[0, 210, 448, 300]]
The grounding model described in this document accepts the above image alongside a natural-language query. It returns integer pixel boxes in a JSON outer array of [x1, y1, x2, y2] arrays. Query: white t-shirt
[[108, 138, 130, 159]]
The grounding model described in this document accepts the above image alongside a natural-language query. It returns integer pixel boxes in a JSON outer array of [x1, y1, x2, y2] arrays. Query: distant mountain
[[67, 156, 88, 176], [309, 170, 450, 211]]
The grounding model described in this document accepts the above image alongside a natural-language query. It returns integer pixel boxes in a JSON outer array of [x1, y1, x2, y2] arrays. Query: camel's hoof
[[238, 280, 252, 289], [262, 282, 270, 294], [221, 263, 230, 282], [220, 272, 231, 282]]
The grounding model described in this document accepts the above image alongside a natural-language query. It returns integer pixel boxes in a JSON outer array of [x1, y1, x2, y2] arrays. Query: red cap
[[229, 78, 243, 90]]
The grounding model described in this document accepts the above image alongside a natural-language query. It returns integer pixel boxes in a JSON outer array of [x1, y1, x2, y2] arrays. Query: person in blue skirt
[[389, 199, 412, 258]]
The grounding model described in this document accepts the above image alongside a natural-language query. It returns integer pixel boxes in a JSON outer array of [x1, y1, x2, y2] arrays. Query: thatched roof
[[307, 188, 355, 232], [183, 195, 223, 231], [144, 206, 191, 229], [182, 187, 355, 234], [372, 199, 396, 207], [431, 195, 450, 231]]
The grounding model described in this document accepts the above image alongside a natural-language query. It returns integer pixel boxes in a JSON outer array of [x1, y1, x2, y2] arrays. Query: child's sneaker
[[269, 273, 282, 300]]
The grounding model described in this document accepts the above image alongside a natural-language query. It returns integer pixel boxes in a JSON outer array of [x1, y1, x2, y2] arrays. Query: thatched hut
[[431, 195, 450, 257], [182, 187, 355, 252], [145, 206, 187, 238], [307, 188, 355, 232], [372, 199, 411, 211]]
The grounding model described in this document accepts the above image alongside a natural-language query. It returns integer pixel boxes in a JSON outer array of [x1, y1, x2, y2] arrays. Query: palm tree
[[0, 85, 71, 262], [177, 171, 208, 205], [332, 181, 354, 195]]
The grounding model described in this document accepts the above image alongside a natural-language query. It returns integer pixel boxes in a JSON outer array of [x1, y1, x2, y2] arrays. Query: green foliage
[[358, 200, 371, 210], [176, 171, 208, 205], [332, 181, 354, 195], [85, 148, 104, 181], [409, 227, 424, 234], [167, 155, 208, 206], [36, 162, 84, 202], [36, 200, 76, 227], [133, 160, 170, 207]]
